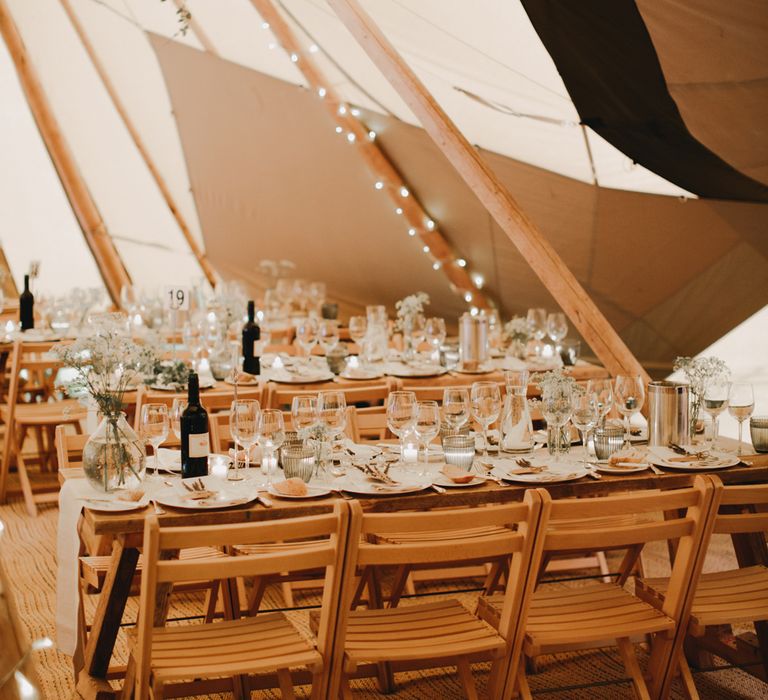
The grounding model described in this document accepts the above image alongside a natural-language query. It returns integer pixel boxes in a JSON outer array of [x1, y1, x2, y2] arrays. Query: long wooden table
[[73, 453, 768, 698]]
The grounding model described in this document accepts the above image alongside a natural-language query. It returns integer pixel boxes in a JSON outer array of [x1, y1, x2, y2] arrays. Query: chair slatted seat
[[263, 377, 400, 410]]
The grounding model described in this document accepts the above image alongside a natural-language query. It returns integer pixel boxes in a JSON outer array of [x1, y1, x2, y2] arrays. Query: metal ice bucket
[[648, 381, 689, 447], [459, 313, 488, 370]]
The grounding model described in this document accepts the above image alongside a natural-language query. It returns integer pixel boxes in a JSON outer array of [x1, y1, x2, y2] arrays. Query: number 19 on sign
[[164, 286, 190, 311]]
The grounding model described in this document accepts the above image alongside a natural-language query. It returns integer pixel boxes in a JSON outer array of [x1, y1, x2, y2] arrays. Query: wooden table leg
[[83, 537, 140, 678]]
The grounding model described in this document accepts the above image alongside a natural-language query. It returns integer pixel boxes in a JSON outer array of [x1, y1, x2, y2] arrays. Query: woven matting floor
[[1, 497, 766, 699]]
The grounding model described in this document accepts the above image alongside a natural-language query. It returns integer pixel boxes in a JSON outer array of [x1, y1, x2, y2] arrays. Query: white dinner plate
[[268, 369, 335, 384], [452, 363, 495, 375], [151, 378, 215, 391], [492, 458, 588, 483], [341, 481, 428, 496], [382, 362, 448, 378], [594, 460, 651, 474], [650, 448, 739, 471], [80, 495, 150, 512], [267, 484, 332, 499], [339, 368, 384, 381], [224, 375, 259, 386], [432, 474, 485, 488], [155, 482, 258, 510]]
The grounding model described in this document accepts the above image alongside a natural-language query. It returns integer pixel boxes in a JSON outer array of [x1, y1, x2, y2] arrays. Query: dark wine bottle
[[241, 300, 261, 376], [181, 372, 209, 478], [19, 274, 34, 331]]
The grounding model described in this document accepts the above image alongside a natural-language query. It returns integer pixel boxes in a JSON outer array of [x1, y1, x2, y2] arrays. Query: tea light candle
[[209, 454, 229, 478], [347, 355, 360, 369], [402, 442, 418, 463], [273, 355, 284, 369]]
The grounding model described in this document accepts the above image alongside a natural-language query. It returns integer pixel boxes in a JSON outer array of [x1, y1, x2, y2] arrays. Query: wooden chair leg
[[151, 680, 164, 700], [367, 570, 395, 693], [387, 565, 411, 608], [456, 657, 479, 700], [339, 674, 353, 700], [247, 577, 268, 616], [120, 655, 136, 699], [204, 580, 220, 622], [17, 450, 38, 517], [617, 544, 644, 585], [33, 425, 47, 471], [350, 568, 370, 610], [677, 655, 699, 700], [281, 580, 295, 607], [516, 659, 533, 700], [616, 637, 650, 700], [276, 668, 296, 699]]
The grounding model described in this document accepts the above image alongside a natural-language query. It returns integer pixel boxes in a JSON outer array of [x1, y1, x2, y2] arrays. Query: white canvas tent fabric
[[0, 0, 764, 369]]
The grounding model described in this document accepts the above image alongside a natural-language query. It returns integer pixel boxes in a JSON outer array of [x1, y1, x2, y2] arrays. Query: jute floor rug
[[0, 497, 765, 699]]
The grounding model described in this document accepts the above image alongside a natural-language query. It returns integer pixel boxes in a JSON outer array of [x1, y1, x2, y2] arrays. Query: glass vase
[[82, 413, 146, 492]]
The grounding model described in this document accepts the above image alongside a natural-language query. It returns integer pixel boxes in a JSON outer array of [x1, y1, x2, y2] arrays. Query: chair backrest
[[537, 476, 715, 623], [133, 384, 261, 435], [134, 502, 349, 698], [709, 478, 768, 536], [341, 494, 543, 654], [343, 405, 391, 442], [264, 377, 400, 410], [409, 385, 470, 402], [55, 425, 89, 479], [4, 339, 65, 425]]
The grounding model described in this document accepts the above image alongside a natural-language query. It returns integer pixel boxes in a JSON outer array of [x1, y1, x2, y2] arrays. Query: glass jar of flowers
[[56, 327, 156, 492], [503, 316, 532, 360], [395, 292, 430, 362], [673, 356, 730, 441]]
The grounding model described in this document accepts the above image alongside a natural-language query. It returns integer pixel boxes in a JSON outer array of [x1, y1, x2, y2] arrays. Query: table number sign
[[164, 286, 190, 311]]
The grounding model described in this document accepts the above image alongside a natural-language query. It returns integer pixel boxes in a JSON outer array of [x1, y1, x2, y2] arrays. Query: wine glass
[[295, 317, 318, 364], [318, 320, 339, 354], [348, 315, 368, 365], [170, 398, 187, 441], [615, 375, 645, 447], [257, 409, 285, 483], [443, 388, 470, 433], [728, 383, 754, 456], [291, 395, 317, 433], [317, 391, 347, 481], [230, 399, 260, 481], [425, 317, 446, 364], [414, 401, 441, 474], [386, 391, 417, 462], [140, 403, 169, 473], [541, 385, 573, 463], [571, 390, 598, 468], [587, 378, 613, 428], [546, 312, 568, 347], [470, 381, 501, 457], [526, 308, 547, 357], [703, 374, 729, 450], [182, 320, 204, 371]]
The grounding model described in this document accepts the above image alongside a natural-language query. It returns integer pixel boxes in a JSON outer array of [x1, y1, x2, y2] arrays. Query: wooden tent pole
[[247, 0, 491, 310], [0, 0, 130, 306], [59, 0, 217, 289], [327, 0, 649, 381]]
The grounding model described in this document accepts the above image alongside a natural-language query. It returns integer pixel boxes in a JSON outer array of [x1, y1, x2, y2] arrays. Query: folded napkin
[[156, 448, 181, 469]]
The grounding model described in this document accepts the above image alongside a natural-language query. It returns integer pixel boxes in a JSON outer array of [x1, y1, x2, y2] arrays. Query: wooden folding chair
[[343, 405, 392, 443], [0, 339, 85, 514], [476, 477, 715, 699], [331, 495, 543, 699], [121, 503, 349, 700], [263, 377, 400, 410], [636, 477, 768, 698]]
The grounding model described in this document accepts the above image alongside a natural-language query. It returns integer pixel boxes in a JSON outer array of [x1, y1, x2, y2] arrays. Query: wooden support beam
[[326, 0, 649, 381], [0, 0, 131, 306], [59, 0, 217, 289], [249, 0, 491, 310]]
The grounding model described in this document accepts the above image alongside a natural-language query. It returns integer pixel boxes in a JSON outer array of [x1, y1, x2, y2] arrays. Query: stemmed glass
[[257, 409, 285, 483], [170, 398, 187, 443], [230, 399, 260, 481], [546, 312, 568, 348], [615, 375, 645, 447], [541, 385, 573, 463], [318, 320, 339, 354], [386, 391, 417, 462], [571, 390, 598, 468], [295, 317, 318, 366], [526, 308, 547, 358], [317, 391, 347, 481], [414, 401, 441, 474], [587, 378, 613, 428], [728, 383, 754, 456], [182, 320, 204, 371], [703, 374, 729, 450], [442, 388, 470, 434], [424, 317, 446, 365], [470, 381, 501, 457], [140, 404, 169, 473], [348, 316, 368, 366], [291, 395, 318, 433]]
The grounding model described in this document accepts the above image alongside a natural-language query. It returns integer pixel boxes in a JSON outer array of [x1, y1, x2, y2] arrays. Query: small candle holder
[[594, 423, 624, 460], [749, 416, 768, 453], [442, 435, 475, 471], [281, 446, 316, 482]]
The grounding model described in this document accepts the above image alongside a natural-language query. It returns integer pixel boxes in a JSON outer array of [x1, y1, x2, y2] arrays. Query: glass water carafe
[[501, 387, 534, 451]]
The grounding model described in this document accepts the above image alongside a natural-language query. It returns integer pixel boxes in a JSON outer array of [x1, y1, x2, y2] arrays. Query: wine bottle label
[[188, 433, 209, 458]]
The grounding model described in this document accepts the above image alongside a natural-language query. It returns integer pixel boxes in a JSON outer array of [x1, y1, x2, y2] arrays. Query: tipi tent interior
[[0, 1, 767, 698]]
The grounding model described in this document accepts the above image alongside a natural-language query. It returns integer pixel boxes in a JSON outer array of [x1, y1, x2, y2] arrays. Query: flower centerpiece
[[673, 356, 730, 440], [56, 328, 157, 492], [503, 316, 532, 359], [395, 292, 429, 361], [534, 368, 580, 457], [298, 422, 334, 479]]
